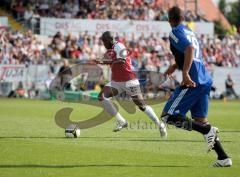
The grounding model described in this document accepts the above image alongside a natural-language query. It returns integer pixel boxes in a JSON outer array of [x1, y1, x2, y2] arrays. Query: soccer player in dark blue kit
[[161, 6, 232, 167]]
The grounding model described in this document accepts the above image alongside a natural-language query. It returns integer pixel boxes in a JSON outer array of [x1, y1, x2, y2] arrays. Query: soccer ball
[[65, 124, 81, 138]]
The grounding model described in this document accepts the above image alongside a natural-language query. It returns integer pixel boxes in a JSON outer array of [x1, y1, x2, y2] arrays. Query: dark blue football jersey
[[169, 24, 212, 85]]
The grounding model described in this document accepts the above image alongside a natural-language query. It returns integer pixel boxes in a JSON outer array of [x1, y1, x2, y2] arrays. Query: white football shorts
[[106, 79, 142, 96]]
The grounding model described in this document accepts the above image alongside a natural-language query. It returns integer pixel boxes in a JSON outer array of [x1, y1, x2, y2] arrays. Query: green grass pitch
[[0, 98, 239, 177]]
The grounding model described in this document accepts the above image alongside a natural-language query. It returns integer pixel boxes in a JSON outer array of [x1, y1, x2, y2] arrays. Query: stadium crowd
[[0, 29, 46, 64], [7, 0, 203, 22], [0, 28, 240, 68], [2, 0, 239, 68]]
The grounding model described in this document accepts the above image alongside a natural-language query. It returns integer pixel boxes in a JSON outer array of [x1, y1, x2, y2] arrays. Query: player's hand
[[164, 64, 177, 79], [181, 73, 196, 87]]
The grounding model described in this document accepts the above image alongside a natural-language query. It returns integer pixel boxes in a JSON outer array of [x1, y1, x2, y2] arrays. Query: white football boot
[[159, 122, 167, 138], [113, 121, 128, 132], [204, 126, 219, 153], [213, 158, 232, 167]]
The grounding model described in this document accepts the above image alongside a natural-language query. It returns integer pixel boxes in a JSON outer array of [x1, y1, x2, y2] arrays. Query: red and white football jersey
[[105, 41, 136, 82]]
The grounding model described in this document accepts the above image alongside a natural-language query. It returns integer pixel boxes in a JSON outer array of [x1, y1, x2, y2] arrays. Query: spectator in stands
[[225, 74, 239, 99], [11, 0, 25, 19], [8, 81, 25, 98], [45, 71, 55, 90], [138, 63, 148, 93], [24, 6, 34, 29], [58, 59, 72, 90], [50, 48, 61, 61], [0, 48, 3, 63]]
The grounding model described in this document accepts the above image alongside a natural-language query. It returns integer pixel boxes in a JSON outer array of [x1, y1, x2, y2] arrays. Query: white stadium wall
[[40, 18, 214, 37], [173, 67, 240, 95], [0, 65, 239, 96], [0, 65, 50, 96], [212, 67, 240, 94]]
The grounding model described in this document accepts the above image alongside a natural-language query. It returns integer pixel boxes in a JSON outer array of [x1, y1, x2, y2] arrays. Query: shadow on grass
[[0, 136, 66, 139], [0, 136, 233, 143], [0, 164, 190, 168], [221, 130, 240, 133]]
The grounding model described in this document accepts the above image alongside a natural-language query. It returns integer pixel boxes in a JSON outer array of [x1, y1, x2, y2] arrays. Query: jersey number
[[187, 35, 200, 59]]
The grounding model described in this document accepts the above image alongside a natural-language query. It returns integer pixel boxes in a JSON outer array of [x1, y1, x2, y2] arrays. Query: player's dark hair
[[168, 6, 184, 24], [101, 31, 113, 41]]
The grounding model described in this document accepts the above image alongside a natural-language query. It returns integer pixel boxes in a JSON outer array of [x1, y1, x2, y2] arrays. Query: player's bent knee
[[134, 101, 146, 111], [138, 105, 146, 111], [131, 96, 146, 111], [98, 90, 108, 102], [98, 93, 104, 101], [161, 112, 168, 118], [98, 92, 111, 102]]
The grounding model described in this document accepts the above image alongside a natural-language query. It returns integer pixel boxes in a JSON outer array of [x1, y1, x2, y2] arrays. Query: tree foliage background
[[216, 0, 240, 36]]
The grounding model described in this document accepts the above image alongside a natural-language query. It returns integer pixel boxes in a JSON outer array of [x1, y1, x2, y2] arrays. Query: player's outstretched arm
[[91, 59, 112, 65]]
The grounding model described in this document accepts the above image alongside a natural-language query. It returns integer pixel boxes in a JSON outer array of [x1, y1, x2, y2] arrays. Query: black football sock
[[213, 138, 229, 160], [163, 115, 211, 134], [191, 121, 211, 134]]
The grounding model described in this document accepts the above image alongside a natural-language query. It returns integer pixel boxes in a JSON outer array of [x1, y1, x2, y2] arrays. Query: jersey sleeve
[[170, 29, 192, 53], [113, 42, 127, 60]]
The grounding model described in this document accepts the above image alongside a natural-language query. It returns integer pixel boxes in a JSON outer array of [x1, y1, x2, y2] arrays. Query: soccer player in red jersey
[[93, 31, 167, 137]]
